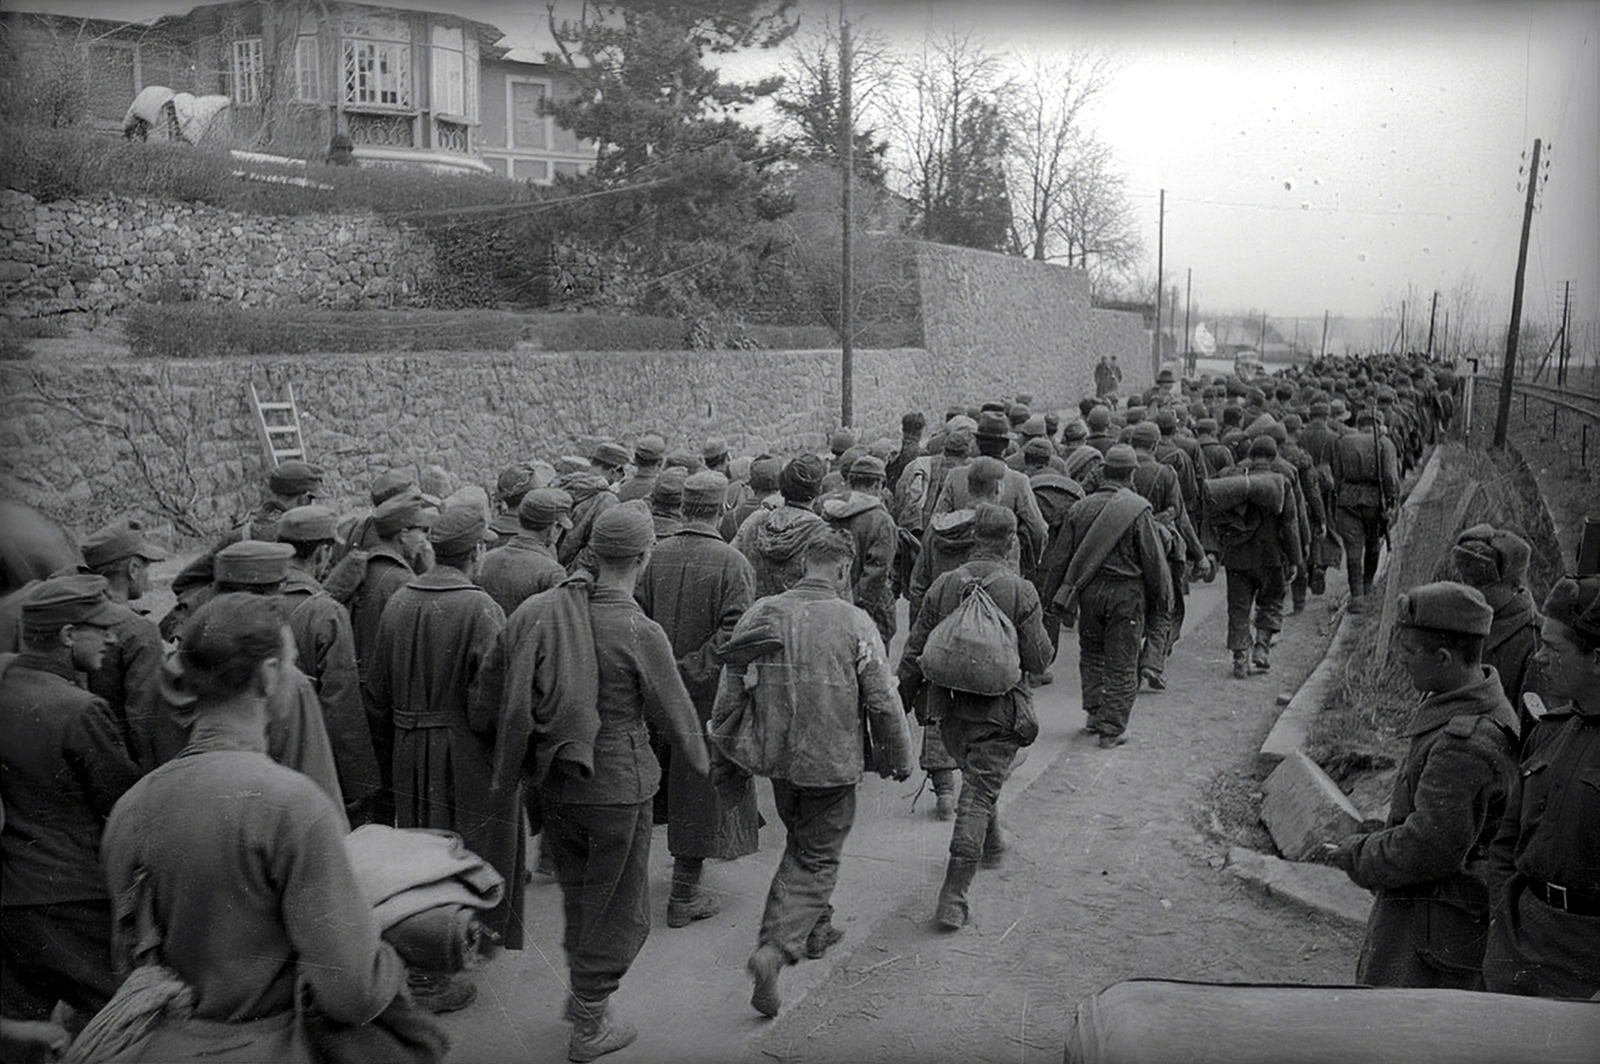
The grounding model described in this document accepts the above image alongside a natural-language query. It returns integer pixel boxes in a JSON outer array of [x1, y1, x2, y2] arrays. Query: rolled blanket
[[344, 825, 505, 931], [1203, 472, 1285, 514]]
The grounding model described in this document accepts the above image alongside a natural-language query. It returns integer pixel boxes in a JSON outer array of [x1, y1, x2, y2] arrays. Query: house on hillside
[[0, 1, 594, 181]]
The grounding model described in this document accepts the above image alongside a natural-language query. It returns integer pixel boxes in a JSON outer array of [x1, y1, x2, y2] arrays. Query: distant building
[[0, 1, 595, 181]]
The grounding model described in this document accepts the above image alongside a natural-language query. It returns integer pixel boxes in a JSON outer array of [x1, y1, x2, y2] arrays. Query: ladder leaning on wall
[[250, 383, 306, 467]]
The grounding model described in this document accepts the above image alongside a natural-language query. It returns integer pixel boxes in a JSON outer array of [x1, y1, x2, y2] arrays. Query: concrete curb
[[1227, 845, 1374, 928]]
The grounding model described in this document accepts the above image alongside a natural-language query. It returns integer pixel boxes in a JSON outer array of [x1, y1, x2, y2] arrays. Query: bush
[[125, 304, 525, 358], [0, 124, 540, 217]]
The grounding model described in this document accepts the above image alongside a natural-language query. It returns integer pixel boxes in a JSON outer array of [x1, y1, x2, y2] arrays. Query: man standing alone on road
[[1325, 582, 1519, 989], [711, 528, 912, 1019], [898, 505, 1053, 930]]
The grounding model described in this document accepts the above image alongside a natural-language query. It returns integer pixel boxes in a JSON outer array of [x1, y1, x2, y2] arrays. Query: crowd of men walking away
[[3, 348, 1597, 1064]]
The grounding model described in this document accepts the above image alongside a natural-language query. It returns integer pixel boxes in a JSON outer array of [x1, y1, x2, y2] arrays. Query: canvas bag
[[919, 576, 1021, 696]]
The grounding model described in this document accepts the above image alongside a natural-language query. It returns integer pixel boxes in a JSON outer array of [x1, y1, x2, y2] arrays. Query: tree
[[890, 30, 1014, 253], [1053, 135, 1142, 282], [543, 0, 797, 181], [1003, 50, 1113, 262], [773, 19, 893, 185]]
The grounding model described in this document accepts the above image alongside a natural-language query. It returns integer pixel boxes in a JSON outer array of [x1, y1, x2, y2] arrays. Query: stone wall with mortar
[[915, 242, 1150, 399], [2, 344, 1057, 545], [0, 189, 437, 325]]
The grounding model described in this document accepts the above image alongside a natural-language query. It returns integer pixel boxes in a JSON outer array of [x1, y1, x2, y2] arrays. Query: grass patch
[[126, 304, 525, 358], [0, 124, 539, 217], [1307, 441, 1562, 770]]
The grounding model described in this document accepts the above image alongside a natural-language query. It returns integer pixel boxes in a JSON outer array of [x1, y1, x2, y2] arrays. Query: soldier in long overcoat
[[636, 471, 761, 927]]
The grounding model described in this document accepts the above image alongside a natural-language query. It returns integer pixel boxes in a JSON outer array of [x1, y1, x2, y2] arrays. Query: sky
[[12, 0, 1599, 330]]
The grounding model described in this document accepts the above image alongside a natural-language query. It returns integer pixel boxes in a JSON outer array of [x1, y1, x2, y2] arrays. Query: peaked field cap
[[372, 492, 432, 537], [81, 518, 167, 568], [634, 433, 667, 463], [748, 455, 783, 492], [1086, 407, 1112, 431], [652, 468, 687, 505], [430, 506, 494, 552], [702, 436, 730, 461], [496, 465, 539, 501], [1102, 444, 1139, 471], [22, 573, 118, 627], [1023, 437, 1054, 459], [829, 427, 857, 453], [370, 468, 417, 506], [519, 487, 574, 529], [268, 460, 322, 496], [848, 454, 887, 480], [1019, 414, 1048, 438], [976, 411, 1011, 439], [1128, 421, 1161, 448], [592, 441, 631, 469], [683, 470, 729, 508], [275, 505, 339, 543], [780, 453, 827, 498], [1395, 580, 1493, 637], [215, 540, 294, 585], [590, 506, 655, 559]]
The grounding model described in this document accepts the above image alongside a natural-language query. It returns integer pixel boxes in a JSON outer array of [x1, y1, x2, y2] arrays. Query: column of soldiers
[[6, 348, 1591, 1064]]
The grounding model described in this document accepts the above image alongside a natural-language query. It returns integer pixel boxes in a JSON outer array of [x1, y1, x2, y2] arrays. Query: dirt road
[[433, 578, 1361, 1064]]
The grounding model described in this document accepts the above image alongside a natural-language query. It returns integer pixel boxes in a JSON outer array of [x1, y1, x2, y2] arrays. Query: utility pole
[[1153, 189, 1165, 377], [1425, 289, 1439, 357], [839, 1, 854, 427], [1320, 309, 1329, 360], [1399, 299, 1407, 354], [1183, 268, 1192, 374], [1494, 137, 1542, 449], [1558, 280, 1572, 385], [1259, 310, 1268, 352]]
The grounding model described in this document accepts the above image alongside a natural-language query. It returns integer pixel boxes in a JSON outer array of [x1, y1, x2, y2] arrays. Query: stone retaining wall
[[1, 341, 1121, 545], [0, 188, 437, 325]]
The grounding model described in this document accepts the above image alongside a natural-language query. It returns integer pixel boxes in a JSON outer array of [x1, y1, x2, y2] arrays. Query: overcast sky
[[15, 0, 1599, 329]]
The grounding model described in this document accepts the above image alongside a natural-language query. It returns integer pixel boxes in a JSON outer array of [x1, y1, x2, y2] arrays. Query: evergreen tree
[[922, 97, 1013, 253]]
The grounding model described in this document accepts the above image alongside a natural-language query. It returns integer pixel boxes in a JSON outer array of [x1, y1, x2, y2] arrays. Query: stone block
[[1228, 846, 1373, 927], [1260, 749, 1363, 861]]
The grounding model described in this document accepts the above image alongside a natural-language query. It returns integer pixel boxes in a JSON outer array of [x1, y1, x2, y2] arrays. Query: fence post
[[1583, 422, 1589, 468]]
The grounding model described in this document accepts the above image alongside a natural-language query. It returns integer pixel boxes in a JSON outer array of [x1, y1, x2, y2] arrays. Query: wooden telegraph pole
[[839, 2, 854, 427], [1152, 189, 1165, 378], [1320, 310, 1330, 360], [1493, 137, 1542, 449], [1425, 289, 1439, 357], [1183, 268, 1192, 374]]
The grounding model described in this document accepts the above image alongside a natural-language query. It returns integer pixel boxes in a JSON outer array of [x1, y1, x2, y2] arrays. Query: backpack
[[918, 576, 1021, 696]]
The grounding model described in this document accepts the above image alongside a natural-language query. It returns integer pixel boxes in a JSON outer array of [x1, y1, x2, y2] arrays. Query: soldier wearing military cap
[[1211, 436, 1304, 677], [164, 459, 324, 638], [827, 428, 857, 473], [0, 574, 142, 1024], [617, 434, 668, 503], [1325, 581, 1519, 990], [723, 453, 782, 543], [1127, 421, 1202, 691], [75, 518, 167, 767], [635, 471, 761, 930], [1039, 445, 1173, 748], [648, 468, 687, 540], [491, 464, 542, 541], [1330, 405, 1400, 612], [475, 487, 572, 616], [590, 441, 631, 486], [338, 467, 419, 559], [1453, 524, 1544, 731], [479, 505, 709, 1059], [818, 454, 899, 648], [275, 506, 382, 825], [732, 455, 828, 599], [929, 447, 1049, 579], [367, 507, 510, 1011], [1484, 573, 1600, 998]]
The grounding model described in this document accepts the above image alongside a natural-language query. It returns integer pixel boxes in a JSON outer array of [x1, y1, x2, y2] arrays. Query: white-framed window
[[430, 24, 464, 117], [508, 76, 550, 150], [343, 38, 411, 109], [293, 35, 319, 101], [231, 38, 262, 105]]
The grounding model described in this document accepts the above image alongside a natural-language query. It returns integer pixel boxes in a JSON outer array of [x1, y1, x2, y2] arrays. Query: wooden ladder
[[250, 383, 306, 467]]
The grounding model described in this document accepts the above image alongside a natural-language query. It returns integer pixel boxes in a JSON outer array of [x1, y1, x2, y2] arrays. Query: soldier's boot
[[1308, 566, 1327, 596], [667, 857, 722, 928], [407, 969, 476, 1014], [981, 818, 1010, 870], [931, 769, 957, 820], [567, 997, 637, 1063], [1252, 635, 1273, 672], [934, 857, 980, 930], [1232, 649, 1250, 680], [805, 912, 845, 959], [747, 943, 786, 1018]]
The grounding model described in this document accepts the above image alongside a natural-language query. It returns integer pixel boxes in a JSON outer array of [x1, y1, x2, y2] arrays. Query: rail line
[[1470, 375, 1600, 465]]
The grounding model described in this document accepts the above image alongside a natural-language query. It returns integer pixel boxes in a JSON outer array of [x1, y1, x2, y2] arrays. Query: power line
[[1123, 189, 1488, 221]]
